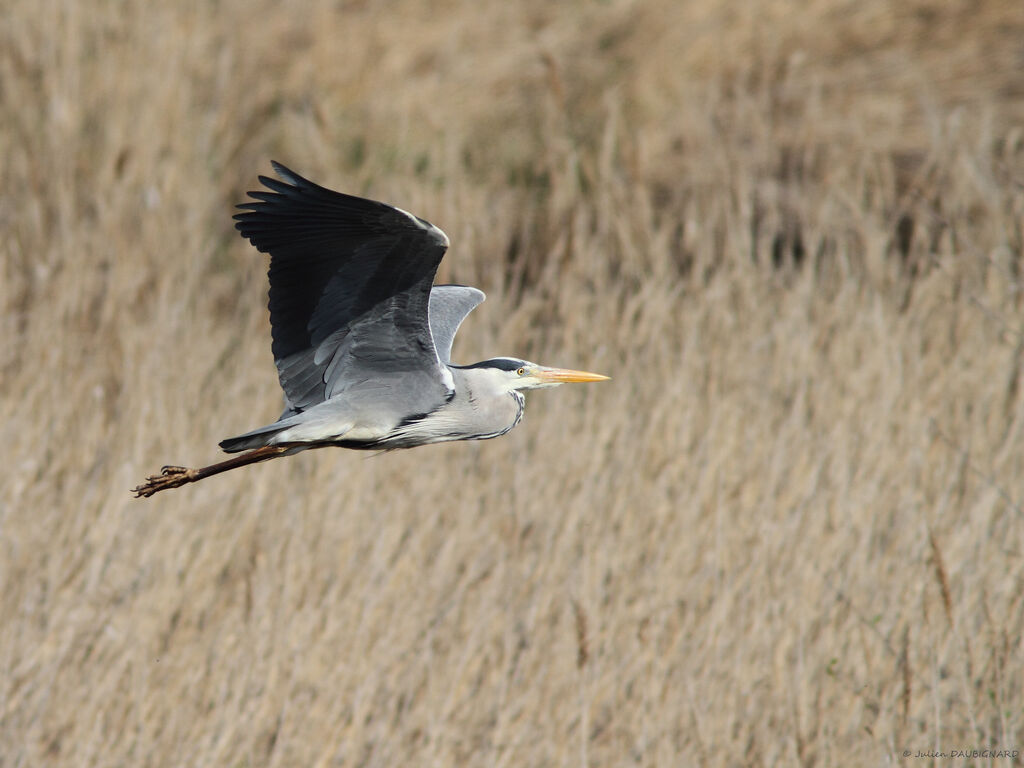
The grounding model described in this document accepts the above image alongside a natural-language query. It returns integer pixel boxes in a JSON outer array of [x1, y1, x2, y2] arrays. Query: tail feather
[[219, 423, 288, 453]]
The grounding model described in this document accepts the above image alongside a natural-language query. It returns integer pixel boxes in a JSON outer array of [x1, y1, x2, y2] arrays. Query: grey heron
[[133, 162, 608, 497]]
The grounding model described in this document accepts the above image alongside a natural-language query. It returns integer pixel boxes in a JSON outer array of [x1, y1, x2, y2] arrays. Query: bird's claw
[[132, 466, 194, 498]]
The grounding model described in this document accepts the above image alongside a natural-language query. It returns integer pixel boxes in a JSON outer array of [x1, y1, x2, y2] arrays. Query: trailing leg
[[132, 444, 292, 498]]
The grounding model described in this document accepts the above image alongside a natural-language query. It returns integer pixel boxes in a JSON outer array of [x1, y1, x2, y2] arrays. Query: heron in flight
[[133, 162, 608, 497]]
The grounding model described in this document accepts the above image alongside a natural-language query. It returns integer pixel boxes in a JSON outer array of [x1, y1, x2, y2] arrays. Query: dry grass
[[3, 1, 1024, 765]]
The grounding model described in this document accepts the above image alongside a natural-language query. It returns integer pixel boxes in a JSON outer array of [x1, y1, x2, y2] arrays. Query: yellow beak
[[535, 366, 610, 384]]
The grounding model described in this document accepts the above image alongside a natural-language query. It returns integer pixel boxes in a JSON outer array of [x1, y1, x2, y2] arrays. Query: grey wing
[[428, 285, 485, 364], [234, 162, 454, 421]]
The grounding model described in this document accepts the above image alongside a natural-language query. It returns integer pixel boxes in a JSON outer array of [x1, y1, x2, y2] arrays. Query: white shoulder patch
[[394, 205, 450, 248], [439, 363, 455, 393]]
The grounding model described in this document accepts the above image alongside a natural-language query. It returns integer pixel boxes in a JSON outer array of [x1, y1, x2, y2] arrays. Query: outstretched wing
[[234, 162, 453, 416], [428, 285, 485, 364]]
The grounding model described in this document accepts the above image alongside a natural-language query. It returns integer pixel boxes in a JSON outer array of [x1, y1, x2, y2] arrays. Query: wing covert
[[428, 285, 485, 363]]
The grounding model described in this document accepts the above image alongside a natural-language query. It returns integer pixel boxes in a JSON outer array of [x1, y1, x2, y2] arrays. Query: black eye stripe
[[454, 358, 525, 372]]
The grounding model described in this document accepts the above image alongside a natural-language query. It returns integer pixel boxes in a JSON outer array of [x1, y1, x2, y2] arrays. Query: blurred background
[[2, 0, 1023, 765]]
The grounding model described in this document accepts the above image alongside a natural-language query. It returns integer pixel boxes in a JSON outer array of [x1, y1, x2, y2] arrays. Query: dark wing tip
[[234, 161, 451, 251], [232, 162, 311, 210], [268, 160, 314, 190], [270, 160, 300, 182]]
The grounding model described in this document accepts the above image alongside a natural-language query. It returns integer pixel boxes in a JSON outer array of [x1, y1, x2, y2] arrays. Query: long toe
[[132, 466, 195, 497]]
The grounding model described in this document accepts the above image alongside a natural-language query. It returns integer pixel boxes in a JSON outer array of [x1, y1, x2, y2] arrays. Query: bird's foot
[[132, 465, 197, 498]]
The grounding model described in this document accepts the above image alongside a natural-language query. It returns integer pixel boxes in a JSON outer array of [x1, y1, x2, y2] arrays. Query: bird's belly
[[341, 424, 393, 441], [271, 415, 393, 445]]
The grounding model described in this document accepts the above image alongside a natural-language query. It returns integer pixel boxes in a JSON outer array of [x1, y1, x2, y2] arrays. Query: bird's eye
[[516, 367, 526, 376]]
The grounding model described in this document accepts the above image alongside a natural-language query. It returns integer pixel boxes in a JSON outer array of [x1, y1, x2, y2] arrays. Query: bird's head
[[475, 357, 610, 392]]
